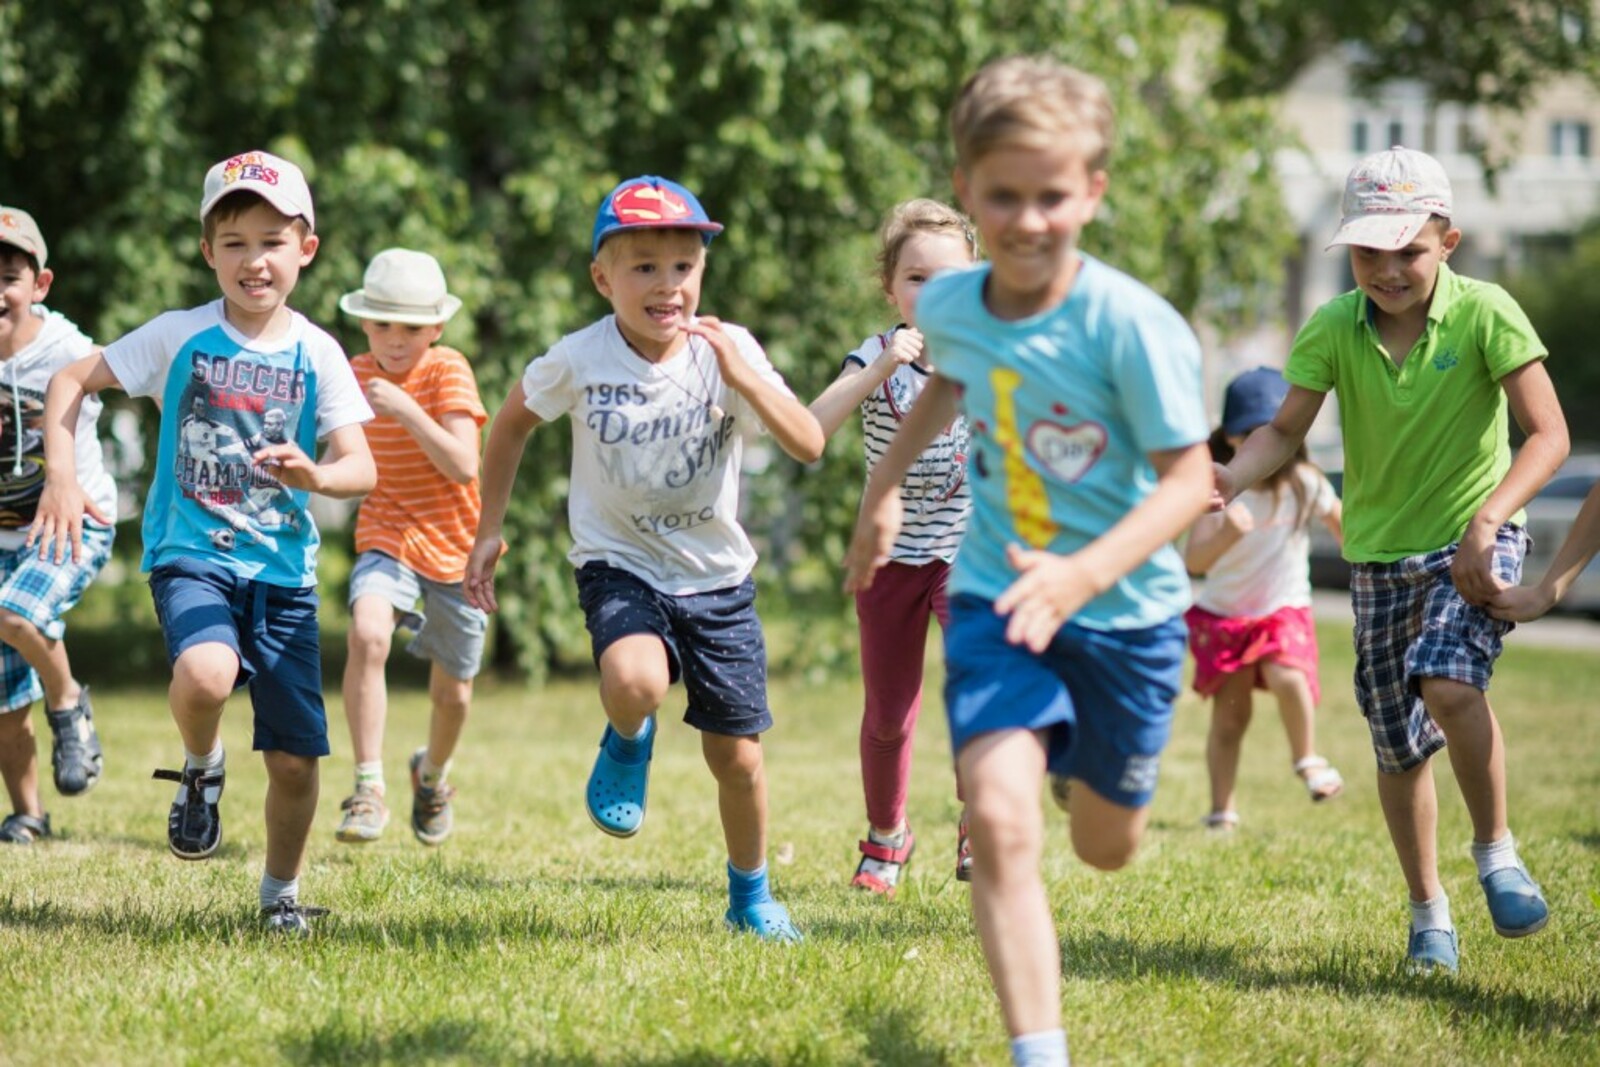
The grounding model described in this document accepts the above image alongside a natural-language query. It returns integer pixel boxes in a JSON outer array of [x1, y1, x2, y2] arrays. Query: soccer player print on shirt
[[0, 382, 48, 528], [177, 358, 307, 553]]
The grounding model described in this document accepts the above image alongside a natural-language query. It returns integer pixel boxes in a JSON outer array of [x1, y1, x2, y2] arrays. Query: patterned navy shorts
[[575, 562, 772, 736], [0, 522, 115, 713], [1350, 524, 1526, 774]]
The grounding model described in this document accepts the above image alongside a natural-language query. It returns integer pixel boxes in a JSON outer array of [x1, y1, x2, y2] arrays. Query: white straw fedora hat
[[338, 248, 463, 325]]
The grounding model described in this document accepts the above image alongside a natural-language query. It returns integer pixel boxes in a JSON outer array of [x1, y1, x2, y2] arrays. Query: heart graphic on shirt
[[1025, 419, 1107, 483]]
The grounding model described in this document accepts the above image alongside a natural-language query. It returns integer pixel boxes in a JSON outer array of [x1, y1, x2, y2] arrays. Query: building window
[[1551, 120, 1592, 159], [1352, 120, 1369, 153], [1386, 120, 1404, 148]]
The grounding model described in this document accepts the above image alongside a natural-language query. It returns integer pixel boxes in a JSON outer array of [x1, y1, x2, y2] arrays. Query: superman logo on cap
[[612, 183, 692, 223]]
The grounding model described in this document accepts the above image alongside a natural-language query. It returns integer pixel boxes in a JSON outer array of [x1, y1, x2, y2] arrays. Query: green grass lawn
[[1, 618, 1597, 1065]]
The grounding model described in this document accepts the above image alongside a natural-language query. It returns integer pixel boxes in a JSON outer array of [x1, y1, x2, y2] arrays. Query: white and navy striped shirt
[[846, 328, 971, 564]]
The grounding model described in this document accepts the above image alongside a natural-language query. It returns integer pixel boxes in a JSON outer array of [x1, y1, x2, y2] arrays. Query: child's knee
[[346, 616, 393, 664], [1071, 826, 1138, 871], [1211, 701, 1252, 738], [171, 645, 238, 707], [703, 733, 763, 785], [0, 609, 38, 646], [0, 707, 33, 741], [1419, 677, 1485, 722], [262, 751, 318, 792], [601, 661, 670, 714]]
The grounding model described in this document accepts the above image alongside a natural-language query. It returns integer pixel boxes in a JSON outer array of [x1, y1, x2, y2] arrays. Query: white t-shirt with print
[[103, 300, 372, 588], [521, 315, 794, 595], [1195, 464, 1339, 618], [0, 308, 116, 550], [844, 328, 970, 564]]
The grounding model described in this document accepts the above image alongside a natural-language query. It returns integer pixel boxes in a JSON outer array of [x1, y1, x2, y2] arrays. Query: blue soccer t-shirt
[[917, 256, 1209, 631], [102, 300, 372, 587]]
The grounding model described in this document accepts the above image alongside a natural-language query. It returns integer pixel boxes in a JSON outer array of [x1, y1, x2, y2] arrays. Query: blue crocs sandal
[[726, 900, 803, 943], [586, 718, 655, 838]]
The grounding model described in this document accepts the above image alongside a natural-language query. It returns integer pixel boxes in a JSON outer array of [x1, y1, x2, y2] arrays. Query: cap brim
[[200, 185, 316, 232], [593, 221, 724, 256], [338, 291, 462, 325], [1325, 212, 1429, 252]]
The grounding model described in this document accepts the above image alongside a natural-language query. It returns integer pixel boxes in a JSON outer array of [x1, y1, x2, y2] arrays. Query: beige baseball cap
[[0, 205, 47, 267], [1326, 146, 1453, 251], [199, 150, 316, 232], [338, 248, 462, 325]]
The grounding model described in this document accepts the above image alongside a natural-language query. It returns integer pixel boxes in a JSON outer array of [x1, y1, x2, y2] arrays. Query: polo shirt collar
[[1361, 261, 1460, 328]]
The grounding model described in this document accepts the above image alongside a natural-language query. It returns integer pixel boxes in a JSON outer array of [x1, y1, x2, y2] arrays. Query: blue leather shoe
[[585, 718, 654, 838], [1406, 926, 1459, 975], [1480, 864, 1550, 938]]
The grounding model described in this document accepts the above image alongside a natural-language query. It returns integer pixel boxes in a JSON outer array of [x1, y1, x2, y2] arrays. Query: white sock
[[1010, 1029, 1069, 1067], [419, 752, 450, 789], [260, 873, 298, 910], [1409, 894, 1452, 933], [355, 761, 385, 793], [1471, 832, 1519, 879], [615, 718, 648, 741]]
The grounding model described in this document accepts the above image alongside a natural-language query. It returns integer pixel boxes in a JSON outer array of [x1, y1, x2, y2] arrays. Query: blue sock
[[728, 862, 773, 911], [1010, 1029, 1069, 1067]]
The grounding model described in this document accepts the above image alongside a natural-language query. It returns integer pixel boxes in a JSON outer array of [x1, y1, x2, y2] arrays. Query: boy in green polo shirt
[[1216, 146, 1569, 975]]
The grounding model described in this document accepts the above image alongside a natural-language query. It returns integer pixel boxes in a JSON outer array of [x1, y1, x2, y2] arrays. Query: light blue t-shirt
[[102, 301, 371, 588], [917, 256, 1208, 631]]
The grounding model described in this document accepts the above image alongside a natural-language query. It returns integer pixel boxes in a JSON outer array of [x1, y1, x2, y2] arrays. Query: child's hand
[[364, 377, 414, 419], [1486, 582, 1557, 623], [1209, 463, 1236, 511], [26, 477, 111, 565], [843, 492, 903, 594], [993, 544, 1097, 652], [877, 328, 924, 372], [252, 442, 322, 493], [1221, 502, 1255, 537], [463, 536, 505, 612], [682, 316, 753, 394], [1450, 520, 1506, 606]]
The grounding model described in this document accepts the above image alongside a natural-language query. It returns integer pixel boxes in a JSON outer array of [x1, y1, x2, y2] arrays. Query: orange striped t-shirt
[[352, 345, 487, 584]]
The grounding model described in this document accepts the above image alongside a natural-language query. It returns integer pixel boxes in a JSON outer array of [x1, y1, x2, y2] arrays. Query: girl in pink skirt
[[1185, 367, 1345, 829]]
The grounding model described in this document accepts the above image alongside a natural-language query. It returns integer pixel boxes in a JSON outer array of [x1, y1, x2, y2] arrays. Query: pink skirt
[[1184, 604, 1321, 706]]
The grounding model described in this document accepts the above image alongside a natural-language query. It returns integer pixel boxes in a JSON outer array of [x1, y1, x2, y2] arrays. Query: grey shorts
[[348, 551, 488, 681]]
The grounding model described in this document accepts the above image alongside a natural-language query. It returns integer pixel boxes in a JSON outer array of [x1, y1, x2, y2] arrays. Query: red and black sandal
[[850, 827, 916, 897]]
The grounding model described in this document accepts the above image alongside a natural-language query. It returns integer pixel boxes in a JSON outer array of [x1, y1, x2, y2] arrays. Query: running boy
[[0, 205, 116, 844], [465, 176, 824, 942], [845, 58, 1213, 1067], [335, 248, 487, 847], [34, 151, 376, 934], [1215, 146, 1568, 974]]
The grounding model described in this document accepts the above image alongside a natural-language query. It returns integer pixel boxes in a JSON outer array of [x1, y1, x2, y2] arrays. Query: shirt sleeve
[[310, 334, 374, 439], [521, 342, 577, 422], [1477, 284, 1548, 381], [1111, 299, 1209, 454], [100, 311, 186, 398], [1283, 305, 1338, 394], [432, 353, 489, 427]]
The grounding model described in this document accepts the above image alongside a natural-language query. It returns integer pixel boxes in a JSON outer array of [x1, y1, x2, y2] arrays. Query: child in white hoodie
[[0, 205, 117, 843]]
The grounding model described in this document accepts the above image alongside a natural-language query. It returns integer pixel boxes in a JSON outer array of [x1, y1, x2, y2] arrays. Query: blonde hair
[[950, 55, 1114, 172], [876, 199, 977, 291]]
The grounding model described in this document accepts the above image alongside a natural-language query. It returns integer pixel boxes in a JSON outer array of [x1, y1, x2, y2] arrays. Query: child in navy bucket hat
[[467, 175, 823, 942]]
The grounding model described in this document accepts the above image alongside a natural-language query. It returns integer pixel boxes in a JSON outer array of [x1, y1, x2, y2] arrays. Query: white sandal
[[1294, 756, 1344, 802], [1201, 810, 1240, 831]]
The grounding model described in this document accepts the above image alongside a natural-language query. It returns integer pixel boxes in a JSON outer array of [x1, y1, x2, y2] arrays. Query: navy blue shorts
[[148, 558, 328, 757], [575, 562, 772, 736], [943, 594, 1185, 808]]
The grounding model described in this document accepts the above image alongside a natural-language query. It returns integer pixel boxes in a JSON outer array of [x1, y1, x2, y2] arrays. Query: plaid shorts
[[1351, 523, 1526, 774], [0, 522, 115, 713]]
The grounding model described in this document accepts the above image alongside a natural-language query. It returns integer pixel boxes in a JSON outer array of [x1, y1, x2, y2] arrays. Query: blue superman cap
[[592, 175, 724, 257], [1222, 366, 1289, 436]]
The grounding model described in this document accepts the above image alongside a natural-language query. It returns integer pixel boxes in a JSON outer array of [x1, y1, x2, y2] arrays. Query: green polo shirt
[[1284, 264, 1546, 563]]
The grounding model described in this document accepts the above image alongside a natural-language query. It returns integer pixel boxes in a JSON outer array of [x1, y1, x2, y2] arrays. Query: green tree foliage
[[1505, 224, 1600, 446], [0, 0, 1293, 675]]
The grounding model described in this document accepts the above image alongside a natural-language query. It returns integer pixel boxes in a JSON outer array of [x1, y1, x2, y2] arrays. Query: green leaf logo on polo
[[1432, 348, 1459, 371]]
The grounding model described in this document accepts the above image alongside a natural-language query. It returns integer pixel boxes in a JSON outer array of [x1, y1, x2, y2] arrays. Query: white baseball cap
[[199, 150, 316, 232], [338, 248, 462, 326], [1326, 146, 1453, 251]]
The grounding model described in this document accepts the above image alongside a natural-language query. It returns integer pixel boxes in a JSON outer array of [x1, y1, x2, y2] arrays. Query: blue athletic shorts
[[575, 562, 772, 736], [943, 594, 1186, 808], [0, 521, 114, 713], [1351, 523, 1526, 774], [148, 557, 328, 756], [348, 550, 488, 681]]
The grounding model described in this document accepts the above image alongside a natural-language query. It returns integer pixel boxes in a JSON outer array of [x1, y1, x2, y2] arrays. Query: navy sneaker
[[0, 812, 51, 844], [152, 765, 224, 860], [1406, 925, 1459, 975], [46, 688, 103, 796], [261, 900, 329, 938], [1480, 864, 1550, 938]]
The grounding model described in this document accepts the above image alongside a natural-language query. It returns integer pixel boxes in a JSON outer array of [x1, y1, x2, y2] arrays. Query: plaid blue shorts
[[1351, 523, 1526, 774], [0, 522, 115, 714]]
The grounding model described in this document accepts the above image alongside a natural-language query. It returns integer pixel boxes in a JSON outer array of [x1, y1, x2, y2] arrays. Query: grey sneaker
[[261, 900, 329, 938], [46, 688, 103, 796], [409, 748, 455, 846], [334, 784, 389, 843]]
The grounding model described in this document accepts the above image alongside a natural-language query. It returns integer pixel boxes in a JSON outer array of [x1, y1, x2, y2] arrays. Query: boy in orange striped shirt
[[335, 249, 488, 846]]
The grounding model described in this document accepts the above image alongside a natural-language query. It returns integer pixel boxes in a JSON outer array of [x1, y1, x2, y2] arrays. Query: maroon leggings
[[855, 559, 962, 830]]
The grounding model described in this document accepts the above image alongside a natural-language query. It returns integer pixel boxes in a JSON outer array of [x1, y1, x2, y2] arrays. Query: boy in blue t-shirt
[[844, 57, 1212, 1067], [35, 150, 375, 935]]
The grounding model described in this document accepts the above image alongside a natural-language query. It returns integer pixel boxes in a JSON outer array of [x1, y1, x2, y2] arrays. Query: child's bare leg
[[597, 634, 669, 735], [1205, 671, 1254, 816], [342, 595, 396, 766], [425, 663, 472, 768], [262, 750, 319, 881], [0, 612, 81, 710], [1261, 660, 1316, 765], [1376, 759, 1443, 902], [169, 643, 237, 755], [1419, 677, 1507, 843], [958, 729, 1059, 1038], [702, 732, 766, 870], [0, 709, 41, 816], [1067, 780, 1151, 872]]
